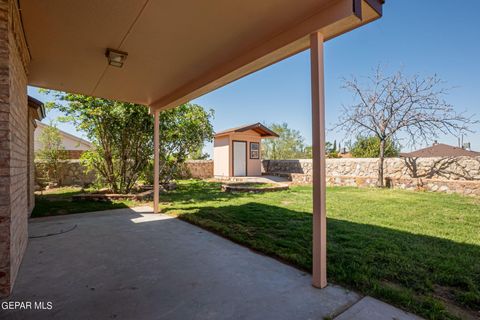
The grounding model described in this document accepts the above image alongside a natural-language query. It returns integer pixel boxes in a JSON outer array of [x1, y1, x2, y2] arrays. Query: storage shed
[[214, 123, 278, 177]]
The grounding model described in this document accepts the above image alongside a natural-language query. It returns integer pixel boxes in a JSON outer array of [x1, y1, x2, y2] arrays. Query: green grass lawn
[[32, 187, 143, 218], [160, 180, 480, 320]]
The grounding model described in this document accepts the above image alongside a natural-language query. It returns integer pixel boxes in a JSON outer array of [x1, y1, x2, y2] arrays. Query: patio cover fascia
[[19, 0, 384, 290], [149, 0, 383, 111]]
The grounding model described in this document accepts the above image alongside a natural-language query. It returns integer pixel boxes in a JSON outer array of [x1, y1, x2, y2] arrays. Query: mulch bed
[[72, 190, 153, 201], [72, 182, 176, 202]]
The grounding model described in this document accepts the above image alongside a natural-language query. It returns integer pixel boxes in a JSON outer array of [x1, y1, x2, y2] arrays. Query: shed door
[[233, 141, 247, 176]]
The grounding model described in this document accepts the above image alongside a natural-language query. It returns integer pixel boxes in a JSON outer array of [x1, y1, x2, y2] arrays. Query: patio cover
[[20, 0, 382, 110]]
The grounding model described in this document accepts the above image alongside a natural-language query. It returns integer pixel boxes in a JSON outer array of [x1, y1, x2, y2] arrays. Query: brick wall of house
[[28, 115, 35, 214], [0, 0, 12, 298], [0, 0, 30, 296]]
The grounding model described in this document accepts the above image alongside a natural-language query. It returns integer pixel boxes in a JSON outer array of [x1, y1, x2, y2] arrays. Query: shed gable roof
[[215, 123, 279, 138]]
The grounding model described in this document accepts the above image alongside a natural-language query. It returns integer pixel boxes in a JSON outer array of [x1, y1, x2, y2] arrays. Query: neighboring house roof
[[27, 96, 46, 122], [214, 123, 279, 138], [34, 121, 93, 151], [400, 143, 480, 158]]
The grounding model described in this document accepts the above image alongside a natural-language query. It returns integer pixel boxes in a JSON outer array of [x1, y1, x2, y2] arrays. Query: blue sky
[[29, 0, 480, 156]]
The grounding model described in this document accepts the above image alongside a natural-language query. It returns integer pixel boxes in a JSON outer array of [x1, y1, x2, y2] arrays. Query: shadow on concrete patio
[[1, 207, 361, 320]]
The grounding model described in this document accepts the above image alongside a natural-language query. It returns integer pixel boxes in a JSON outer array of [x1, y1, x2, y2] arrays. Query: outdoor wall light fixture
[[105, 48, 128, 68]]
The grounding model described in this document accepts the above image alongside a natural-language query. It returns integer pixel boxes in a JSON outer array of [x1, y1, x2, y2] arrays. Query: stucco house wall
[[34, 121, 92, 159]]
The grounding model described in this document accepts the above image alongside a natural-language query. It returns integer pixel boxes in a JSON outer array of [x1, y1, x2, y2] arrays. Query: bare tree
[[336, 67, 477, 187]]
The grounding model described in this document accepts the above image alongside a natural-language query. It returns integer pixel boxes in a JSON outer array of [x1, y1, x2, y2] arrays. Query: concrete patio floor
[[0, 207, 422, 320]]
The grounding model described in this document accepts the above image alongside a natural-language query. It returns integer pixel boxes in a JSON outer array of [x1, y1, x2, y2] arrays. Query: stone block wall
[[178, 160, 214, 179], [35, 160, 213, 187], [61, 161, 96, 186], [262, 157, 480, 196], [0, 0, 30, 296], [35, 160, 96, 187]]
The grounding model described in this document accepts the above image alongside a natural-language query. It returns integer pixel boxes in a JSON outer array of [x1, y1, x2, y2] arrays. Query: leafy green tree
[[350, 136, 400, 158], [47, 94, 154, 193], [36, 123, 68, 185], [187, 142, 210, 160], [327, 150, 340, 158], [46, 91, 214, 192], [325, 142, 333, 154], [262, 123, 306, 159], [154, 104, 214, 183], [303, 146, 312, 159], [303, 141, 340, 159], [325, 140, 340, 158]]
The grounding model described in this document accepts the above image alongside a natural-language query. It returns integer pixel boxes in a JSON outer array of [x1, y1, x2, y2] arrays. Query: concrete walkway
[[1, 207, 422, 320]]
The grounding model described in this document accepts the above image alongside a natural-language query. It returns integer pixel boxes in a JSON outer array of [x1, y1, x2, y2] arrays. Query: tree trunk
[[377, 139, 385, 187]]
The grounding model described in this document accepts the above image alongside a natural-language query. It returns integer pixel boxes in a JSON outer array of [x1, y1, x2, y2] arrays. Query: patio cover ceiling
[[20, 0, 382, 110]]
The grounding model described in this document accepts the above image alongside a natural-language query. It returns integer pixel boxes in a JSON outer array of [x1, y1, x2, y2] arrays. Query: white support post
[[153, 109, 160, 213], [310, 31, 327, 288]]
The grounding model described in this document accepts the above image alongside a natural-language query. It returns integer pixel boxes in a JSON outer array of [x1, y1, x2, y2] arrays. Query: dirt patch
[[380, 281, 479, 320], [432, 285, 479, 320]]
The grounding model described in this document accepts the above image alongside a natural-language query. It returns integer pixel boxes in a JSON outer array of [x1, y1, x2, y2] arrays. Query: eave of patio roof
[[20, 0, 382, 110]]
